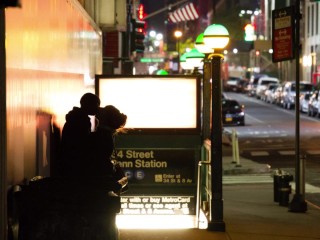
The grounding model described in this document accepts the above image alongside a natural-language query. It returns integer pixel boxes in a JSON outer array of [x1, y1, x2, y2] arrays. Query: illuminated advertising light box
[[95, 75, 200, 132]]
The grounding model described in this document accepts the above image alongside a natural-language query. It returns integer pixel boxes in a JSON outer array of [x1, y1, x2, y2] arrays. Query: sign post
[[272, 3, 307, 213]]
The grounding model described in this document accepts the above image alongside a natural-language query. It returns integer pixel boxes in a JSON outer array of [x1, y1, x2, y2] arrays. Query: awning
[[168, 2, 199, 23]]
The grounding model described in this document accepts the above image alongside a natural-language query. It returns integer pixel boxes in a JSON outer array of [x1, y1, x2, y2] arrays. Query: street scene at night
[[1, 0, 320, 240]]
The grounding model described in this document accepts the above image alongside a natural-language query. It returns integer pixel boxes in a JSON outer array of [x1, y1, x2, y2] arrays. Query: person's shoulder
[[65, 107, 86, 121]]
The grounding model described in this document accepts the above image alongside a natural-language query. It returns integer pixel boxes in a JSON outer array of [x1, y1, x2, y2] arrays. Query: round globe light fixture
[[195, 33, 213, 54], [180, 52, 193, 70], [203, 24, 230, 50], [156, 69, 168, 75], [185, 48, 205, 69]]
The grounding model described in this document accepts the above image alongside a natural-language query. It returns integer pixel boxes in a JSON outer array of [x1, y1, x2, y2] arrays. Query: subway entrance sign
[[115, 146, 198, 215], [272, 6, 295, 62], [95, 75, 201, 216]]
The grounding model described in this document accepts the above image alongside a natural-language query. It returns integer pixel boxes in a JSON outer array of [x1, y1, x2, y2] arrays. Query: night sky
[[140, 0, 167, 33]]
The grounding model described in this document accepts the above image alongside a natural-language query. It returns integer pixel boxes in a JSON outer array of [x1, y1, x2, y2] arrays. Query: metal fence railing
[[196, 139, 211, 227]]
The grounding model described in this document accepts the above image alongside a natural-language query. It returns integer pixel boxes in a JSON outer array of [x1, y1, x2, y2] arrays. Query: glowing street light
[[185, 48, 205, 72], [203, 24, 230, 50], [195, 33, 212, 54], [156, 69, 168, 75], [149, 30, 156, 38], [180, 52, 193, 71], [174, 30, 182, 39]]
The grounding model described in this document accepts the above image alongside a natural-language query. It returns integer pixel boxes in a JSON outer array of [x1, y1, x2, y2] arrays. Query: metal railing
[[196, 129, 241, 227], [196, 139, 211, 227]]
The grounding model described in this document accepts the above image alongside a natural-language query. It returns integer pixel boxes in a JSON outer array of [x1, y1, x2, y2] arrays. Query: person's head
[[97, 105, 127, 131], [80, 93, 100, 115]]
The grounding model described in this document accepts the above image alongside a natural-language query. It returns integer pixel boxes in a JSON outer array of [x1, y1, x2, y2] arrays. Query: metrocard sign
[[272, 6, 295, 62]]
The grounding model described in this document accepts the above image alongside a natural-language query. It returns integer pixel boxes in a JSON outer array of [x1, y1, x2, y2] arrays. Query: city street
[[223, 92, 320, 208], [2, 1, 320, 239]]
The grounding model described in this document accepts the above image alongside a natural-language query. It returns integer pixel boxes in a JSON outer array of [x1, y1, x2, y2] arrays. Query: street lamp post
[[174, 30, 182, 73], [195, 33, 215, 140], [203, 24, 230, 232]]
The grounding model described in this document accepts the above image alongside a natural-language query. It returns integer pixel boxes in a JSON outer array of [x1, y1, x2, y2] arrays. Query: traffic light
[[131, 19, 146, 53], [244, 24, 255, 41]]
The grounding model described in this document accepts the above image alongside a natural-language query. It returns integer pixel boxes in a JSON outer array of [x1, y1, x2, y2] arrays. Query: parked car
[[222, 99, 245, 126], [247, 74, 268, 97], [263, 83, 279, 103], [256, 77, 280, 99], [282, 81, 314, 109], [273, 85, 283, 105], [300, 92, 311, 113], [239, 79, 249, 93], [308, 91, 320, 117], [224, 77, 242, 92], [222, 92, 228, 99], [224, 77, 248, 93]]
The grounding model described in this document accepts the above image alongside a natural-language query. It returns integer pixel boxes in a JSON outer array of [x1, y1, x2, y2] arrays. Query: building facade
[[303, 1, 320, 85]]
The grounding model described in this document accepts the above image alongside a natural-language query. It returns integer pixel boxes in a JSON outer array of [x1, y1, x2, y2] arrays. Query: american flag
[[168, 2, 199, 23]]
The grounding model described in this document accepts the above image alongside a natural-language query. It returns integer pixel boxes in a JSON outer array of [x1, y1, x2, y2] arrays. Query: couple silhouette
[[60, 92, 128, 194]]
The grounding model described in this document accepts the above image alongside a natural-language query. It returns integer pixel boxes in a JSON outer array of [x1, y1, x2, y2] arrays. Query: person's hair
[[80, 93, 100, 115], [97, 105, 127, 132]]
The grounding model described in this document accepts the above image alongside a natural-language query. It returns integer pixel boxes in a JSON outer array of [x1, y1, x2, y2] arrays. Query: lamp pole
[[208, 53, 225, 231], [195, 33, 213, 139], [174, 30, 182, 73], [177, 39, 180, 73], [202, 57, 212, 139], [203, 23, 230, 232]]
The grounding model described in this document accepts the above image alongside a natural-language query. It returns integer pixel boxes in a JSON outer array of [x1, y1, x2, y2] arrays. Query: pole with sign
[[289, 0, 307, 213], [272, 2, 307, 213]]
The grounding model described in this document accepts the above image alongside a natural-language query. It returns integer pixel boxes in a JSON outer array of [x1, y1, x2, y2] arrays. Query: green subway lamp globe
[[185, 48, 205, 68], [195, 33, 212, 54], [203, 24, 230, 50], [156, 69, 168, 75], [180, 52, 192, 70]]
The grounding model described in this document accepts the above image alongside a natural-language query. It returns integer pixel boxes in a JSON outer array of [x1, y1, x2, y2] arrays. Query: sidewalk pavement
[[119, 156, 320, 240]]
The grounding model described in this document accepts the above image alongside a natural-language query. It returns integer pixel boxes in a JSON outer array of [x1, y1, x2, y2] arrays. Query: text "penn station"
[[118, 159, 167, 168]]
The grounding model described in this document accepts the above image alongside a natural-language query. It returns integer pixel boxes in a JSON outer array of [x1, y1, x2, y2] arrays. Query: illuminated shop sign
[[95, 75, 200, 130]]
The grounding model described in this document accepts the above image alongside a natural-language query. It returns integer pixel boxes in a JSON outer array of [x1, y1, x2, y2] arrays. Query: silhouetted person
[[59, 92, 100, 176], [93, 105, 128, 193]]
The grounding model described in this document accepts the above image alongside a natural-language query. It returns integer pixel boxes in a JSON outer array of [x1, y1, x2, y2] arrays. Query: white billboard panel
[[96, 76, 199, 129]]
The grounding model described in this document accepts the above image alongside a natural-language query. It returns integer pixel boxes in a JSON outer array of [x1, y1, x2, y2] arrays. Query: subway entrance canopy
[[95, 75, 205, 228]]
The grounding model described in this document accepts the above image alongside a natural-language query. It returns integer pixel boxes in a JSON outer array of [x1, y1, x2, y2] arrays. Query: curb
[[223, 156, 271, 175]]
